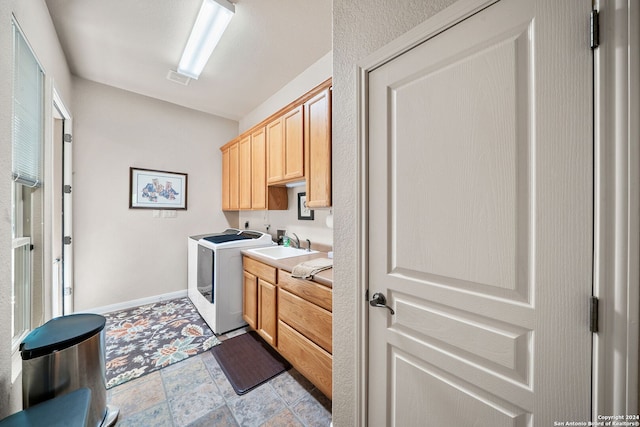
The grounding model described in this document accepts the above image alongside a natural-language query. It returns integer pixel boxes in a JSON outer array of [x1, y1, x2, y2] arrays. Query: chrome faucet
[[284, 233, 300, 248], [305, 238, 311, 252]]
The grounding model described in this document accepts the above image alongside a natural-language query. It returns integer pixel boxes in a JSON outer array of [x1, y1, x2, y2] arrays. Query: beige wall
[[332, 0, 457, 425], [238, 51, 333, 247], [0, 0, 73, 417], [72, 78, 238, 311]]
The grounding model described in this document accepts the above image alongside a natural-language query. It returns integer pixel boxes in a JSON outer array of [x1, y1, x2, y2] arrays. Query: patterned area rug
[[104, 297, 220, 389]]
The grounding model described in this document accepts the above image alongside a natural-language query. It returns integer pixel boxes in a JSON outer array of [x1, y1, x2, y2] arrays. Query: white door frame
[[353, 0, 640, 423], [51, 88, 73, 316], [592, 0, 639, 418]]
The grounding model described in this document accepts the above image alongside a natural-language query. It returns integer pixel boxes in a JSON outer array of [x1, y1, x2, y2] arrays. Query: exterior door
[[366, 0, 593, 425]]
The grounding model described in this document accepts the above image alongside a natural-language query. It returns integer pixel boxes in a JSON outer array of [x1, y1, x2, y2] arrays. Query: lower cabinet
[[243, 257, 278, 346], [242, 271, 258, 329], [258, 279, 277, 347], [242, 256, 333, 399]]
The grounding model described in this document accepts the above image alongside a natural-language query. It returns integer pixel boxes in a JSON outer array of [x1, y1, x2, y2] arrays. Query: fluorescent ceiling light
[[177, 0, 235, 80]]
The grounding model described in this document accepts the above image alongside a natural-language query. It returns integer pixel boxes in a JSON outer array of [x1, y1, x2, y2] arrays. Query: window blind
[[12, 21, 43, 188]]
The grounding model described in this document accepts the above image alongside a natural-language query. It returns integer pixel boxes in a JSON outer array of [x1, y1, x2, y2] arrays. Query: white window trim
[[11, 348, 22, 384]]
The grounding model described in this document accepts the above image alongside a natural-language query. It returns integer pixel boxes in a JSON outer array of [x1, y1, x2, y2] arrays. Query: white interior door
[[366, 0, 593, 425]]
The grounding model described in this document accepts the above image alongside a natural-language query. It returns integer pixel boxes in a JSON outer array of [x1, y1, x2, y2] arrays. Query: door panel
[[391, 22, 531, 302], [392, 350, 529, 426], [367, 0, 592, 425]]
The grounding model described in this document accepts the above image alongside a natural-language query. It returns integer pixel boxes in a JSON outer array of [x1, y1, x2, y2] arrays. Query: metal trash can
[[20, 313, 119, 427]]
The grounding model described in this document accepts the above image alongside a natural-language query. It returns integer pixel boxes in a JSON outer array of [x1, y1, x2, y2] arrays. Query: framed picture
[[297, 192, 314, 220], [129, 167, 188, 209]]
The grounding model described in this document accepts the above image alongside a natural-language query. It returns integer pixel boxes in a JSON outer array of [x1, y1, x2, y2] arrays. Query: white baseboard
[[79, 290, 188, 315]]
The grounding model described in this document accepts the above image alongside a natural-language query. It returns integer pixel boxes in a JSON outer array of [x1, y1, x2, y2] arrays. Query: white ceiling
[[45, 0, 332, 121]]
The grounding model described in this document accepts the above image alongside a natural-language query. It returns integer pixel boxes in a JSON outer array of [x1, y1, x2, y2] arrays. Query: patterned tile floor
[[107, 329, 332, 427]]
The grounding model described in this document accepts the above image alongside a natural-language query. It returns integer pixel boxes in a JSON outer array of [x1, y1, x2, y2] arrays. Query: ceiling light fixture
[[177, 0, 235, 80]]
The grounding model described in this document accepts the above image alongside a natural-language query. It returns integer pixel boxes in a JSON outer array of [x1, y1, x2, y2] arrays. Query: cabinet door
[[221, 146, 230, 210], [228, 141, 239, 210], [305, 88, 332, 208], [251, 127, 267, 209], [266, 117, 284, 183], [283, 105, 304, 181], [238, 134, 252, 210], [243, 271, 258, 329], [258, 278, 277, 347]]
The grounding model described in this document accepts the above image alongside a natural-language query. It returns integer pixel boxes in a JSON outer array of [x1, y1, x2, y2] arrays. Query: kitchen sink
[[247, 245, 318, 260]]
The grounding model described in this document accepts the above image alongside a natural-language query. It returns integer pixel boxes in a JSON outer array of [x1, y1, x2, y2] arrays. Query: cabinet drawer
[[243, 257, 277, 284], [279, 289, 332, 353], [278, 320, 332, 399], [278, 270, 332, 312]]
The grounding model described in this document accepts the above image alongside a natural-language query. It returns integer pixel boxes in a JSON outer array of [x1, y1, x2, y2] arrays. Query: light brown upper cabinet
[[225, 140, 239, 211], [283, 106, 304, 181], [229, 142, 240, 210], [267, 105, 304, 185], [221, 144, 231, 210], [252, 126, 287, 210], [222, 128, 287, 211], [250, 127, 267, 210], [221, 78, 331, 211], [238, 134, 252, 210], [266, 117, 284, 184], [304, 87, 332, 208]]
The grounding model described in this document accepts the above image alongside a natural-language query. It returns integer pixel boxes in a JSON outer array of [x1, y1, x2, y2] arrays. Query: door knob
[[369, 292, 395, 315]]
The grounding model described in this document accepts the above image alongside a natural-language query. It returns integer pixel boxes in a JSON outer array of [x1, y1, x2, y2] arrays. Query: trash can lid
[[0, 388, 91, 427], [19, 314, 106, 360]]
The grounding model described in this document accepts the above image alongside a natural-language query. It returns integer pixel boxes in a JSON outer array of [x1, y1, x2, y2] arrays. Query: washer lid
[[20, 313, 106, 360], [202, 234, 251, 244]]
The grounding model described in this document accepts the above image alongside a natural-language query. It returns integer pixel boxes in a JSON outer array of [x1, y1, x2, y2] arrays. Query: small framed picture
[[129, 167, 188, 209], [297, 192, 314, 220]]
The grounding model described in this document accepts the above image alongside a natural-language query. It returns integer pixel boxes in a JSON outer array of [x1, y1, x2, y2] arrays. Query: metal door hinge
[[590, 10, 600, 49], [64, 133, 72, 143], [590, 296, 599, 333], [64, 236, 72, 245], [63, 185, 72, 194]]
